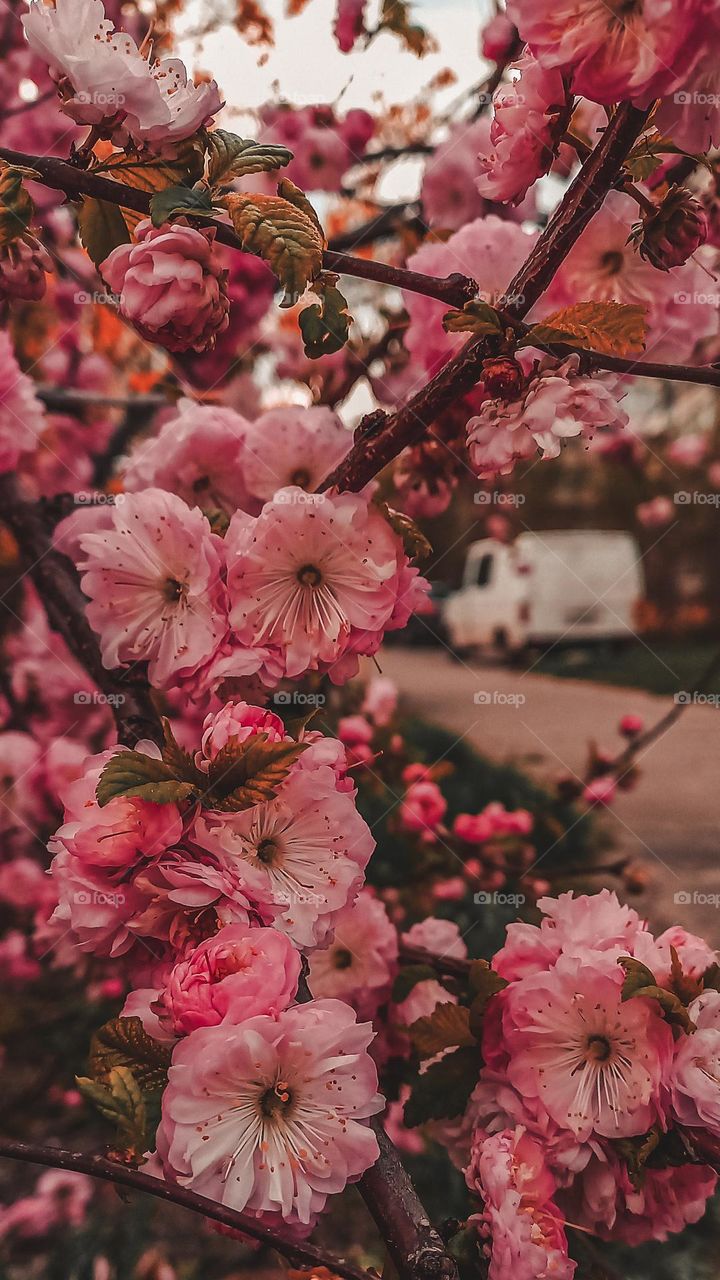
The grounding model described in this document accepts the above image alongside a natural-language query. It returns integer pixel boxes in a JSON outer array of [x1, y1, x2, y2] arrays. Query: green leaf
[[403, 1046, 479, 1127], [89, 1016, 172, 1096], [613, 1126, 662, 1189], [0, 165, 35, 246], [299, 277, 352, 358], [521, 301, 647, 358], [410, 1002, 476, 1059], [95, 750, 198, 808], [223, 179, 325, 305], [392, 964, 437, 1004], [619, 956, 660, 999], [161, 718, 206, 787], [442, 300, 503, 337], [205, 733, 308, 810], [149, 184, 216, 228], [618, 958, 696, 1034], [78, 197, 132, 268], [207, 130, 293, 187]]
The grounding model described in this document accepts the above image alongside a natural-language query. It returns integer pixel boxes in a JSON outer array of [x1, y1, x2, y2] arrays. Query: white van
[[442, 530, 644, 656]]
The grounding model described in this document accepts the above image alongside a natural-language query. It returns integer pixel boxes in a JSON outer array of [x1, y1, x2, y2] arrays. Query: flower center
[[585, 1034, 612, 1063], [296, 563, 323, 588], [333, 947, 353, 970], [259, 1079, 293, 1118], [600, 250, 625, 276], [256, 837, 279, 865], [163, 577, 187, 603], [290, 467, 311, 488]]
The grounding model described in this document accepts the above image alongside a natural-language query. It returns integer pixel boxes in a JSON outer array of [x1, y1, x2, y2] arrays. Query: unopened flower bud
[[481, 357, 523, 400], [636, 186, 708, 271]]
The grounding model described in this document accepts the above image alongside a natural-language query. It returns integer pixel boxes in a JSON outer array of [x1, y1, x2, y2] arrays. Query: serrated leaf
[[78, 1066, 148, 1158], [223, 186, 324, 306], [93, 151, 204, 237], [96, 750, 198, 808], [78, 197, 132, 268], [149, 184, 216, 228], [380, 503, 432, 563], [392, 964, 439, 1004], [205, 733, 308, 809], [299, 278, 352, 358], [523, 302, 647, 358], [161, 718, 206, 786], [619, 958, 695, 1033], [0, 165, 34, 246], [613, 1125, 662, 1189], [89, 1016, 172, 1095], [410, 1002, 476, 1058], [403, 1045, 478, 1127], [467, 960, 508, 1039], [207, 130, 293, 187], [442, 300, 503, 337], [670, 945, 703, 1005]]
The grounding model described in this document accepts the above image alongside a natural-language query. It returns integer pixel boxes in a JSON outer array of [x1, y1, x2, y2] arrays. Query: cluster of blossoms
[[436, 890, 720, 1278], [467, 353, 629, 479], [45, 698, 384, 1231], [22, 0, 222, 147], [56, 402, 427, 692], [476, 51, 571, 206], [249, 103, 375, 194]]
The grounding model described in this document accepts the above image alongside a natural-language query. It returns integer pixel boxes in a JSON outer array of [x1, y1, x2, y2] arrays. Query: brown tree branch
[[0, 1138, 371, 1280], [0, 147, 477, 310], [319, 102, 653, 493], [0, 474, 161, 747]]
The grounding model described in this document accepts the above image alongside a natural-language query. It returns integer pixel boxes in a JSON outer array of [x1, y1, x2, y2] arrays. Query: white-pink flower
[[198, 762, 373, 949], [23, 0, 222, 147], [156, 923, 301, 1035], [78, 488, 228, 688], [123, 401, 254, 517], [102, 221, 229, 355], [242, 406, 351, 505], [153, 999, 382, 1226], [476, 52, 570, 205], [493, 889, 647, 981], [307, 890, 398, 1019], [0, 330, 46, 474], [199, 700, 287, 766], [669, 988, 720, 1136], [225, 488, 418, 682], [492, 953, 672, 1141]]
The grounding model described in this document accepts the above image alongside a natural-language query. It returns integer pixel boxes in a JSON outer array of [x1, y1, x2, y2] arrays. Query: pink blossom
[[0, 731, 44, 838], [477, 52, 570, 205], [619, 714, 644, 737], [466, 402, 537, 479], [153, 999, 382, 1226], [495, 953, 673, 1140], [102, 221, 229, 354], [23, 0, 222, 147], [157, 923, 300, 1035], [307, 890, 398, 1018], [421, 119, 495, 231], [467, 1128, 576, 1280], [0, 329, 46, 473], [545, 191, 718, 363], [634, 925, 717, 986], [567, 1148, 717, 1244], [402, 917, 468, 960], [361, 676, 398, 726], [334, 0, 368, 52], [394, 977, 455, 1029], [198, 763, 374, 949], [493, 889, 647, 980], [399, 780, 447, 835], [78, 489, 228, 688], [480, 12, 517, 62], [636, 495, 675, 528], [582, 775, 617, 807], [52, 747, 183, 874], [199, 700, 287, 765], [0, 1170, 93, 1240], [180, 249, 275, 390], [225, 488, 420, 682], [0, 930, 40, 984], [667, 433, 708, 467], [124, 401, 255, 516], [249, 104, 374, 194], [669, 988, 720, 1135], [404, 217, 537, 378], [505, 0, 702, 105], [242, 406, 351, 504]]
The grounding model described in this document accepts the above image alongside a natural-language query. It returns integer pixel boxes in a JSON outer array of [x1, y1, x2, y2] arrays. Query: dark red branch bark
[[0, 1138, 371, 1280], [0, 147, 476, 309], [0, 474, 161, 747], [320, 102, 653, 493]]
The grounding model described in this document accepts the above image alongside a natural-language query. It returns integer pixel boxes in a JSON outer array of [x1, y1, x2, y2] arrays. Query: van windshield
[[473, 553, 493, 587]]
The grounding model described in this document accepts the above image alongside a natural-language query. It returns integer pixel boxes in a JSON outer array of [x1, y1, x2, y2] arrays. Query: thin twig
[[0, 1138, 372, 1280]]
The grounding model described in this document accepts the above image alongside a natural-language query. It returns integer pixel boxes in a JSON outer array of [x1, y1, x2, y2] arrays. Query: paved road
[[371, 645, 720, 943]]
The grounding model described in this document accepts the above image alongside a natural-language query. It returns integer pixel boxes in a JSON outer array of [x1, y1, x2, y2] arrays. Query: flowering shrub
[[0, 0, 720, 1277]]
